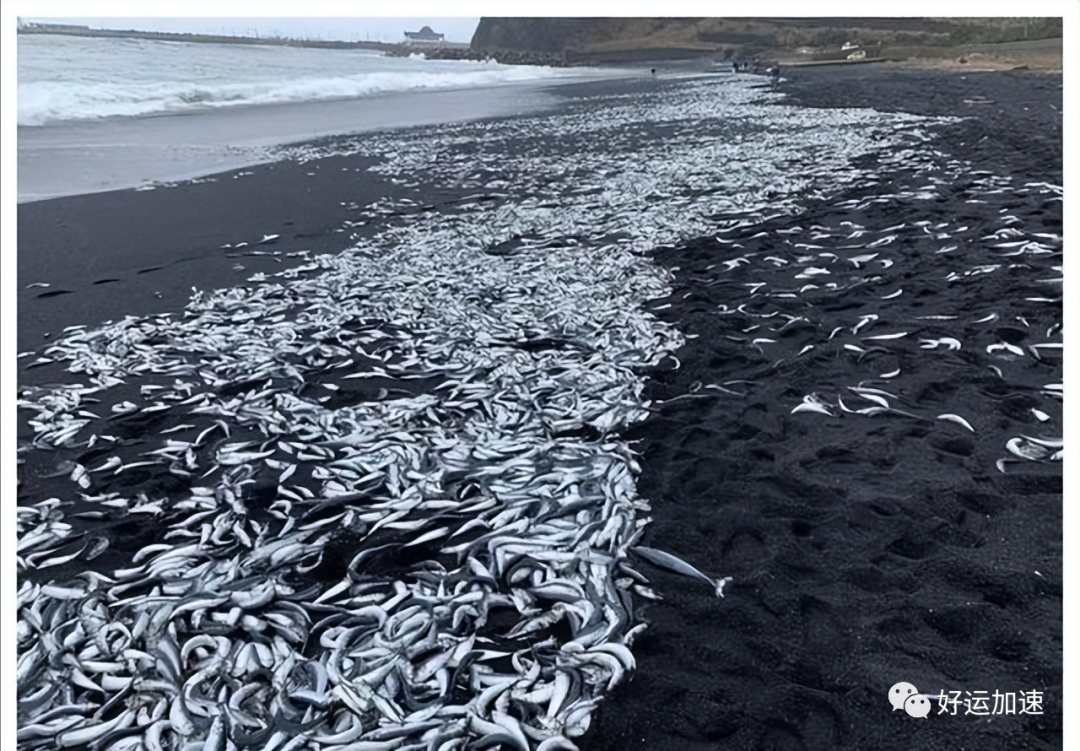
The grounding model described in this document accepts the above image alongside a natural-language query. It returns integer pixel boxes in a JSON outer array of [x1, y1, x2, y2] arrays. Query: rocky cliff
[[470, 18, 704, 55], [470, 17, 1064, 64]]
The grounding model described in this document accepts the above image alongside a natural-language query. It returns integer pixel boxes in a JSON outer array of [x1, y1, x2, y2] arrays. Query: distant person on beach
[[651, 68, 656, 76]]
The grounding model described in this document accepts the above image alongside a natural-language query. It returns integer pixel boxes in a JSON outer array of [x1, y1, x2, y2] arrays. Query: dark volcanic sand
[[16, 67, 1062, 750], [580, 67, 1062, 751], [18, 155, 425, 357]]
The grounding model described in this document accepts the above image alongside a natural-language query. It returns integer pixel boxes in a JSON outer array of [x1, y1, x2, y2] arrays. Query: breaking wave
[[18, 34, 601, 126], [20, 66, 587, 126]]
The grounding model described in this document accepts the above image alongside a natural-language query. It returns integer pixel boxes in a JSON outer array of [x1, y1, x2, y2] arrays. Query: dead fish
[[632, 546, 731, 598], [938, 414, 974, 432]]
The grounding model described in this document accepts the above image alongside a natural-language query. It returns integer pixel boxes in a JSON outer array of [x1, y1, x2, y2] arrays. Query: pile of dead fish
[[18, 76, 959, 749]]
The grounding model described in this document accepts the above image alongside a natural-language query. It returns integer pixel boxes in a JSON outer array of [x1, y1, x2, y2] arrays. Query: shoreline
[[17, 57, 1060, 205], [17, 69, 639, 204], [15, 72, 658, 358]]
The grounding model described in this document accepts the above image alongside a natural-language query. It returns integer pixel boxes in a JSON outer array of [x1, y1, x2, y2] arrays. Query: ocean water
[[18, 33, 600, 126]]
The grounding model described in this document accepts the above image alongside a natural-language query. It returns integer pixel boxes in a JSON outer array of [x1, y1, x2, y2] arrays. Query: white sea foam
[[18, 34, 605, 126]]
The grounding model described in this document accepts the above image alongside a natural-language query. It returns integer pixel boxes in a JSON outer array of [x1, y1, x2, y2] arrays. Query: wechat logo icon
[[890, 682, 930, 718]]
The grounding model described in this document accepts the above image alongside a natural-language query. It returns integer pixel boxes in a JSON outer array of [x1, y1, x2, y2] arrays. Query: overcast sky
[[18, 17, 482, 43]]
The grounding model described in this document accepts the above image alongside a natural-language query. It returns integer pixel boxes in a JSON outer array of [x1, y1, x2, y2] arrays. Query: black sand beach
[[17, 65, 1062, 750], [582, 67, 1063, 751]]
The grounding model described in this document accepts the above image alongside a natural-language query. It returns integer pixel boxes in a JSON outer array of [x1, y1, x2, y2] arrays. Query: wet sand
[[18, 153, 400, 356], [17, 77, 610, 203]]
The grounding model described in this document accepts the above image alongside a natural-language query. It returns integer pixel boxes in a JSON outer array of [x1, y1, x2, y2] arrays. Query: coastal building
[[403, 26, 445, 48]]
